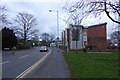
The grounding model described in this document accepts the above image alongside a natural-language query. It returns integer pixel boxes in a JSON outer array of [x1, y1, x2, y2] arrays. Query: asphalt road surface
[[2, 47, 48, 78], [2, 47, 70, 79], [25, 47, 70, 78]]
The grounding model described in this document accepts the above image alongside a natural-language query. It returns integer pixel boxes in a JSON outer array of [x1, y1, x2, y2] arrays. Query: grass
[[63, 51, 119, 78]]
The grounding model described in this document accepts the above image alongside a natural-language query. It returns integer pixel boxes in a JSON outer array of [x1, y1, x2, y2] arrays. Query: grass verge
[[63, 51, 119, 78]]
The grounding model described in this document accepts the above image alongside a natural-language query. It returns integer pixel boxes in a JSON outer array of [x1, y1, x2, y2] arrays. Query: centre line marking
[[14, 49, 52, 79], [19, 54, 31, 59], [1, 61, 10, 65]]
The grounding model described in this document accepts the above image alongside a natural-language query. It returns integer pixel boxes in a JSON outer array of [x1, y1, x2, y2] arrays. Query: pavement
[[24, 47, 70, 78]]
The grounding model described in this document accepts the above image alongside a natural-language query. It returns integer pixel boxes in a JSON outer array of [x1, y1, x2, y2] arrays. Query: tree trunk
[[76, 40, 77, 53], [118, 40, 120, 51]]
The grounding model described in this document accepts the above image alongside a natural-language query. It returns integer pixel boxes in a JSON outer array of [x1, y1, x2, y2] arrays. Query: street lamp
[[49, 9, 59, 48]]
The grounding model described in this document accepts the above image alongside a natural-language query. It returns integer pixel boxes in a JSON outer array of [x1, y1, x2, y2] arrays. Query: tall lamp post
[[49, 10, 59, 48], [118, 0, 120, 51]]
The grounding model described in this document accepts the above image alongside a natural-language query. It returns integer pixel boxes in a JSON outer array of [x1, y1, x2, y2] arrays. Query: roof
[[69, 24, 84, 28], [86, 23, 107, 28]]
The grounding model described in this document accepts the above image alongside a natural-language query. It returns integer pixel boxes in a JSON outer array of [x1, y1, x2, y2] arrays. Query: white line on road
[[19, 54, 31, 59], [1, 61, 10, 65], [14, 49, 52, 79]]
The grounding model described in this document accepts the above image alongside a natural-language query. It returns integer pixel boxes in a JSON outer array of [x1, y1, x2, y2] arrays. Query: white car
[[40, 46, 48, 52]]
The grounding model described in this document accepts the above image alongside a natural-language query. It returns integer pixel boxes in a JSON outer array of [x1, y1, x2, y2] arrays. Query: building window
[[84, 41, 87, 46], [84, 32, 87, 36]]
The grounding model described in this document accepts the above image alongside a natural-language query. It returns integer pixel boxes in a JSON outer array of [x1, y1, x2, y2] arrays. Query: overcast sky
[[0, 0, 118, 39]]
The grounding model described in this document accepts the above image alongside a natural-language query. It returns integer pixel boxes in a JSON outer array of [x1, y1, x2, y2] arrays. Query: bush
[[17, 44, 30, 50], [59, 45, 67, 51]]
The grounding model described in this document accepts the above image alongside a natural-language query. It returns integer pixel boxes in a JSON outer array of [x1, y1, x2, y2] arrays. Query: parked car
[[40, 46, 48, 52]]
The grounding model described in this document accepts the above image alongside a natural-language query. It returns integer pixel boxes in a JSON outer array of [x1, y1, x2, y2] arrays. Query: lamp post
[[118, 0, 120, 51], [49, 10, 59, 48]]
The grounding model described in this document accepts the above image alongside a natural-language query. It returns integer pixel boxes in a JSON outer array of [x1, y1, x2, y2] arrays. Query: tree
[[40, 33, 50, 41], [63, 6, 85, 51], [13, 12, 38, 45], [0, 5, 11, 27], [2, 27, 18, 50], [63, 7, 87, 26], [70, 24, 83, 52], [49, 35, 55, 42], [63, 0, 120, 24], [40, 33, 51, 46], [110, 31, 120, 50]]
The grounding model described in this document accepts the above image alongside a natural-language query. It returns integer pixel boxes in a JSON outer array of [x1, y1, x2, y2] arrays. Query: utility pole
[[49, 10, 59, 48], [57, 11, 59, 48], [118, 0, 120, 51]]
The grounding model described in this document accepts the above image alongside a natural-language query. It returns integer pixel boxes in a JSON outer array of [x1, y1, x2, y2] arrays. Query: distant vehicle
[[50, 43, 56, 47], [4, 48, 10, 51], [40, 46, 48, 52]]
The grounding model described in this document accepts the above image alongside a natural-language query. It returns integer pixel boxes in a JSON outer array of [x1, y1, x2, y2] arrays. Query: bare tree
[[63, 5, 85, 51], [63, 0, 120, 24], [13, 12, 38, 44], [110, 31, 120, 49], [70, 13, 85, 25], [40, 33, 50, 41], [31, 34, 39, 41], [0, 5, 11, 27], [70, 24, 83, 52], [49, 35, 55, 42], [63, 5, 87, 25], [40, 33, 55, 42]]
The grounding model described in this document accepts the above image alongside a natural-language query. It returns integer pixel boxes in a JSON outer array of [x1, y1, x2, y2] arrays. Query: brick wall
[[87, 23, 107, 50]]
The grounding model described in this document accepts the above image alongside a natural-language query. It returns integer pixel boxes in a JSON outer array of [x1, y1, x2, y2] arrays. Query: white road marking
[[15, 49, 52, 79], [19, 54, 31, 59], [1, 61, 10, 65], [16, 53, 20, 54]]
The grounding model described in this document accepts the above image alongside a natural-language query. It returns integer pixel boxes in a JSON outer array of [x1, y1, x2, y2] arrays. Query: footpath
[[25, 47, 70, 78]]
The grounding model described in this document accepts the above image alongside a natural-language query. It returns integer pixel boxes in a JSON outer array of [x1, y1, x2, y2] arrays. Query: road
[[2, 47, 70, 78], [2, 47, 48, 78]]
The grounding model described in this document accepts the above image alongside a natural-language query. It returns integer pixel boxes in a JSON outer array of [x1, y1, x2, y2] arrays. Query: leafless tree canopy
[[49, 35, 55, 41], [40, 33, 55, 42], [13, 12, 38, 41], [63, 7, 86, 25], [0, 5, 11, 27], [110, 31, 120, 45], [41, 33, 50, 41], [63, 0, 120, 24]]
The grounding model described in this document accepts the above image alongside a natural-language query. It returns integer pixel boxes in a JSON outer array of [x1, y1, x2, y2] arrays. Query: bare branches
[[110, 31, 120, 45], [14, 12, 38, 41], [0, 5, 11, 26], [104, 1, 120, 24], [63, 7, 86, 25], [63, 0, 120, 24]]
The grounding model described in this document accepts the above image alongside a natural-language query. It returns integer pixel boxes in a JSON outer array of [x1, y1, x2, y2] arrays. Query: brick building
[[62, 23, 107, 51], [62, 28, 70, 49], [62, 25, 86, 50], [86, 23, 107, 50]]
